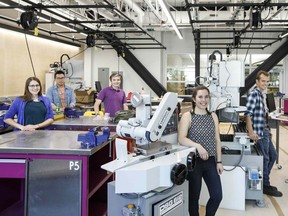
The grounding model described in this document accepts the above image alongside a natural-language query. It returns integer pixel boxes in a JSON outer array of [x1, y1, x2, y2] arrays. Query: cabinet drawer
[[0, 159, 26, 178]]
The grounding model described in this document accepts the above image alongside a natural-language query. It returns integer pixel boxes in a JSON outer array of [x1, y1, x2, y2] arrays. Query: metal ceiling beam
[[199, 47, 266, 49], [191, 20, 288, 23], [200, 43, 274, 45], [0, 22, 81, 47], [199, 37, 277, 40], [195, 30, 200, 87], [0, 0, 112, 9], [195, 29, 286, 33], [100, 30, 148, 33], [240, 38, 288, 96], [0, 0, 166, 49], [38, 20, 133, 24], [186, 3, 288, 7]]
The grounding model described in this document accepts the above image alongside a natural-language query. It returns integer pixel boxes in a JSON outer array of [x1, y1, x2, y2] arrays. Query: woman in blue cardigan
[[4, 77, 54, 131]]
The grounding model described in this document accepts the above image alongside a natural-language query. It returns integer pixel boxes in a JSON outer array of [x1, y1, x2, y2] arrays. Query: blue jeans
[[188, 157, 222, 216], [256, 127, 277, 186]]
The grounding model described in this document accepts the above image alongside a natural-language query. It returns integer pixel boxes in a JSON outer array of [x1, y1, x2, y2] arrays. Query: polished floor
[[199, 123, 288, 216]]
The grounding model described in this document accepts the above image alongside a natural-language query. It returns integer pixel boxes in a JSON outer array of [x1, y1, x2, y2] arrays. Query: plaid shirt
[[244, 88, 267, 137]]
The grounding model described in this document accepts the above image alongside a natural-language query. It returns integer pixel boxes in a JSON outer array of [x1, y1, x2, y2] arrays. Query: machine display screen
[[266, 93, 276, 112]]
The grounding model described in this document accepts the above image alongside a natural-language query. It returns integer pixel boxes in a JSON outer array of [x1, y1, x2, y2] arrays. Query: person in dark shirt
[[4, 77, 54, 131]]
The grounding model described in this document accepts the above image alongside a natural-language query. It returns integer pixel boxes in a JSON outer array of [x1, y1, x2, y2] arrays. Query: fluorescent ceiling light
[[158, 0, 183, 39], [0, 2, 9, 6], [38, 16, 50, 22], [15, 8, 25, 13], [279, 32, 288, 38]]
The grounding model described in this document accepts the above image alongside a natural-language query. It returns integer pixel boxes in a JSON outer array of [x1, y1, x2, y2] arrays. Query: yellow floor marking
[[268, 196, 285, 216]]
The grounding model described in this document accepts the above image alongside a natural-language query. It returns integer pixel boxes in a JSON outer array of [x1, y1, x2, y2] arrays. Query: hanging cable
[[60, 54, 70, 67], [244, 31, 255, 63], [117, 53, 120, 74], [24, 33, 36, 77], [68, 47, 89, 60]]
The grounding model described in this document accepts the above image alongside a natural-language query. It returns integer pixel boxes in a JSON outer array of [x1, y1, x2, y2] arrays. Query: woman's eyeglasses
[[29, 85, 40, 88]]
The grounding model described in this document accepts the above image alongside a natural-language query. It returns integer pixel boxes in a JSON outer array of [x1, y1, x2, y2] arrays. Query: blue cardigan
[[4, 96, 54, 130]]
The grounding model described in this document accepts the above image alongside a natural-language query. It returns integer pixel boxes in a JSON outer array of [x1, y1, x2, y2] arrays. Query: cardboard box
[[75, 89, 95, 104]]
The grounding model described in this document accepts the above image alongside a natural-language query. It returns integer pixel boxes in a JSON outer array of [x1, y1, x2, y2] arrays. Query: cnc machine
[[102, 92, 195, 216]]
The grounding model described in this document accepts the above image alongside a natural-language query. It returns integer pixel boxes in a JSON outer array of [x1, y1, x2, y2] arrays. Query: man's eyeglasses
[[56, 77, 65, 80], [29, 85, 40, 88]]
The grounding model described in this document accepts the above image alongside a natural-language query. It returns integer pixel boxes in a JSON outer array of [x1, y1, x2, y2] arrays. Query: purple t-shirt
[[97, 86, 127, 117]]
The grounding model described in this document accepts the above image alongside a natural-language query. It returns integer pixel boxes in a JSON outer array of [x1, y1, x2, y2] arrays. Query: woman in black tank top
[[178, 85, 223, 216]]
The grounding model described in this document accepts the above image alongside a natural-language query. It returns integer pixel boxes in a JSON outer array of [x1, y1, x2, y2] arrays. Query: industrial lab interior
[[1, 0, 288, 216]]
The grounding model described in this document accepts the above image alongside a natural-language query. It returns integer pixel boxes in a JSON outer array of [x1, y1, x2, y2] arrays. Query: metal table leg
[[275, 120, 282, 169]]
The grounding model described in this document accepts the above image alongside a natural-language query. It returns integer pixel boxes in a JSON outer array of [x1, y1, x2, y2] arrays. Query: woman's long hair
[[20, 77, 43, 101], [191, 85, 211, 115]]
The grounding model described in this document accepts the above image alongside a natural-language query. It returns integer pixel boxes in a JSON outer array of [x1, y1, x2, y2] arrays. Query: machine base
[[108, 181, 188, 216]]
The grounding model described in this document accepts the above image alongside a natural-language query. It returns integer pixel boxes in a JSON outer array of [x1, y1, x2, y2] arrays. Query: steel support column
[[195, 30, 201, 86]]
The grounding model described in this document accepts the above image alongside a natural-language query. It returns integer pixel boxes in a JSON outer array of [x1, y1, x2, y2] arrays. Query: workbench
[[0, 130, 115, 216], [50, 116, 117, 132]]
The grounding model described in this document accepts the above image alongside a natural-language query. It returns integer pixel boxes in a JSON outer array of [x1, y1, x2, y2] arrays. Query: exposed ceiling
[[0, 0, 288, 53]]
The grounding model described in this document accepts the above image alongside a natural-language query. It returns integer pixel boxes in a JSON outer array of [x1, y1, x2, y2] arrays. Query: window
[[166, 54, 195, 96]]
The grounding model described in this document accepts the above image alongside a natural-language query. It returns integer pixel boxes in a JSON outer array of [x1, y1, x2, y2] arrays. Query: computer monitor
[[216, 109, 239, 123], [95, 81, 102, 93], [266, 92, 276, 112]]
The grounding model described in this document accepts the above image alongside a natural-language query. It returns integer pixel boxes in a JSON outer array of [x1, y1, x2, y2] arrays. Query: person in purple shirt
[[4, 77, 54, 131], [93, 73, 128, 118]]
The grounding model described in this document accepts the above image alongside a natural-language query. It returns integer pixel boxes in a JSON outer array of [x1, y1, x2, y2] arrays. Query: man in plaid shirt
[[245, 70, 282, 197]]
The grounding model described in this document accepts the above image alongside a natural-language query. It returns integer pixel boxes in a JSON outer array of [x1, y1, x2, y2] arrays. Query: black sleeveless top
[[24, 101, 46, 125], [187, 113, 217, 157]]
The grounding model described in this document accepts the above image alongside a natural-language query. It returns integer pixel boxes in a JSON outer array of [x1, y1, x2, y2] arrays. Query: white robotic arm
[[102, 92, 196, 195], [116, 92, 178, 145]]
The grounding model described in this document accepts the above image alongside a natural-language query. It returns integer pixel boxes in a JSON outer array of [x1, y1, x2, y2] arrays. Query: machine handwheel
[[170, 163, 188, 185]]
